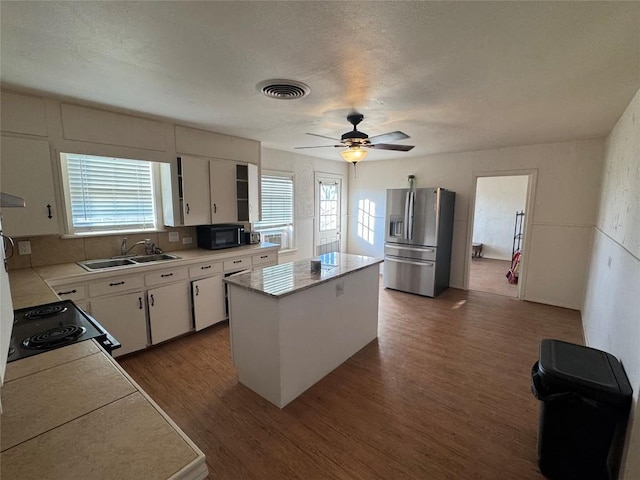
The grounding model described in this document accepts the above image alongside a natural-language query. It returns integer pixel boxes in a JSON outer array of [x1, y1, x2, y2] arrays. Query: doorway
[[467, 173, 533, 298], [314, 173, 342, 256]]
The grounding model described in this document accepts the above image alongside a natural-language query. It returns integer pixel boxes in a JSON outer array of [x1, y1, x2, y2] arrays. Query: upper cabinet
[[161, 157, 258, 227], [236, 163, 259, 223], [0, 135, 59, 236], [210, 159, 237, 224]]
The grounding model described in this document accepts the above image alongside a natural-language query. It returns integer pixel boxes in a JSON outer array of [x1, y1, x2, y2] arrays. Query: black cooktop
[[9, 300, 120, 362]]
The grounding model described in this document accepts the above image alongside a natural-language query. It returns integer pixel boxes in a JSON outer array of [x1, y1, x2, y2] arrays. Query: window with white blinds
[[61, 153, 158, 234], [254, 172, 294, 250]]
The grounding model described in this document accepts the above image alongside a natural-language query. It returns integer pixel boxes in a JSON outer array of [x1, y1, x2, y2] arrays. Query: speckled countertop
[[224, 253, 383, 298]]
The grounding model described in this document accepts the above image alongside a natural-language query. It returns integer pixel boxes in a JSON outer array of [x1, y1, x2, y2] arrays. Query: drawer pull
[[201, 265, 212, 270], [260, 255, 268, 259], [109, 281, 125, 287], [160, 273, 174, 278], [233, 260, 242, 264], [57, 289, 77, 295]]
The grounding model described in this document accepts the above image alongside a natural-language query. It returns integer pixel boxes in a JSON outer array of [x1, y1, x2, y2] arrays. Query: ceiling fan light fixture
[[340, 146, 368, 163]]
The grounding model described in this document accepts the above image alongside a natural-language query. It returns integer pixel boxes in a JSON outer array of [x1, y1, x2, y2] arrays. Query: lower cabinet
[[148, 282, 192, 344], [192, 275, 225, 331], [91, 291, 148, 357]]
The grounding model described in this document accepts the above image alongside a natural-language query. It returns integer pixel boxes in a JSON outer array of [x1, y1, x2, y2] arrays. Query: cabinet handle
[[138, 297, 143, 309], [186, 203, 190, 214], [260, 255, 268, 259], [46, 204, 53, 219], [109, 281, 125, 287], [150, 294, 155, 306], [233, 260, 241, 264], [195, 285, 200, 296], [160, 273, 174, 278], [57, 289, 77, 295], [213, 203, 217, 214], [200, 265, 212, 270]]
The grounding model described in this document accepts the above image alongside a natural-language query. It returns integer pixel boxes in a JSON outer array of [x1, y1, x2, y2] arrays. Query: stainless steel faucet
[[119, 237, 155, 256]]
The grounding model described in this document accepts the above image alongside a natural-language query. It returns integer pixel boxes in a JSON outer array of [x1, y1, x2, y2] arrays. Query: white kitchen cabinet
[[192, 275, 225, 331], [179, 156, 211, 226], [0, 135, 59, 236], [236, 163, 259, 223], [210, 159, 237, 223], [90, 291, 148, 357], [148, 282, 191, 345]]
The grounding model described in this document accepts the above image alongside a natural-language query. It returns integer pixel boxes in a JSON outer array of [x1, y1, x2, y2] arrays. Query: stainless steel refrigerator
[[383, 187, 455, 297]]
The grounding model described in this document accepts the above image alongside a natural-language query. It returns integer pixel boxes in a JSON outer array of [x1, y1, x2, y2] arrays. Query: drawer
[[252, 252, 276, 267], [189, 261, 222, 279], [223, 257, 251, 273], [145, 267, 188, 287], [53, 284, 87, 302], [89, 275, 144, 297]]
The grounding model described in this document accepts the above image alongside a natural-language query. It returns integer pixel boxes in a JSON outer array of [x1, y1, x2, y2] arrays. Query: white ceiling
[[1, 1, 639, 161]]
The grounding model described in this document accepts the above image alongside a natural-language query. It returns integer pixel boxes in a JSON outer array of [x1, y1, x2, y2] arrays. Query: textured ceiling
[[1, 1, 639, 161]]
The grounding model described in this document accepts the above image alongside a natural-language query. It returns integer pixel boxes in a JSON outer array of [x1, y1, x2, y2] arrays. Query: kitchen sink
[[79, 258, 137, 271], [78, 253, 180, 271], [129, 253, 179, 263]]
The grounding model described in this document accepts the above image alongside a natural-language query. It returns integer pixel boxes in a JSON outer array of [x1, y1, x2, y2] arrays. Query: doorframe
[[314, 172, 345, 255], [464, 169, 538, 299]]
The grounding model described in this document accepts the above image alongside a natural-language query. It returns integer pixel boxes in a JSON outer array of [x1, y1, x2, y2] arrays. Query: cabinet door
[[0, 135, 59, 236], [192, 275, 225, 331], [248, 163, 260, 223], [210, 159, 237, 223], [181, 156, 211, 226], [148, 282, 191, 344], [90, 291, 148, 357]]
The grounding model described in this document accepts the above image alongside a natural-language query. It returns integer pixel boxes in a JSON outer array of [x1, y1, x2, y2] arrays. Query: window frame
[[254, 170, 295, 251], [59, 152, 164, 237]]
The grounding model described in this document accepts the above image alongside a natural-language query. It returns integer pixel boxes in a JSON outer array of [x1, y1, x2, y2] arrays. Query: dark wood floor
[[119, 280, 583, 480], [469, 257, 517, 298]]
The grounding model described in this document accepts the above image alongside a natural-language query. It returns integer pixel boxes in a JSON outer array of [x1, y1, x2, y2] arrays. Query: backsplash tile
[[30, 236, 86, 267], [7, 229, 199, 270]]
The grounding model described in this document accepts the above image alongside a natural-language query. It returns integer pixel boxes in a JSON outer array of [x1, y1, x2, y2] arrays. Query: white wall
[[582, 88, 640, 480], [473, 176, 528, 260], [347, 138, 604, 310], [261, 148, 349, 264]]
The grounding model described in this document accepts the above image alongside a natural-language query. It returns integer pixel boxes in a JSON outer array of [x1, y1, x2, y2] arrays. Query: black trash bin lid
[[538, 339, 632, 405]]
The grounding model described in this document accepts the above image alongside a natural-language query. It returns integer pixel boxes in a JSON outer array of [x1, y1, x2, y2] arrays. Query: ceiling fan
[[295, 113, 414, 164]]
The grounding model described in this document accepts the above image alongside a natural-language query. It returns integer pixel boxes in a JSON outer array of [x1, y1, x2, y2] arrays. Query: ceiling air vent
[[257, 79, 310, 100]]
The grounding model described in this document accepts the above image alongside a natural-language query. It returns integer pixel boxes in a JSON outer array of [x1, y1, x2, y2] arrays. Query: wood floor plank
[[119, 280, 583, 479]]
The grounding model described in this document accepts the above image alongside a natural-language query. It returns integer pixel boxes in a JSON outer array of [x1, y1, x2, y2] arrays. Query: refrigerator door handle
[[408, 191, 415, 240], [385, 256, 434, 267], [403, 192, 410, 239]]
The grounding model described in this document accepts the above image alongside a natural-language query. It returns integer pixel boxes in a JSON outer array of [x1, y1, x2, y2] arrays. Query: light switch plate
[[168, 232, 180, 242], [18, 241, 32, 255]]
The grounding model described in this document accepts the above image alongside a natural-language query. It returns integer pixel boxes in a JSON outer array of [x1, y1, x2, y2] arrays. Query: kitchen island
[[224, 253, 383, 408]]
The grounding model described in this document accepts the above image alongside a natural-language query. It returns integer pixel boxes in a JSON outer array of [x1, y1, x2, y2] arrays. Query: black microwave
[[197, 224, 245, 250]]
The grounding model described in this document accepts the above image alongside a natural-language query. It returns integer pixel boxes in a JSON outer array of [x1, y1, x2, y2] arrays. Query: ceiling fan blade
[[369, 143, 415, 151], [368, 131, 410, 144], [294, 145, 343, 149], [306, 133, 341, 142]]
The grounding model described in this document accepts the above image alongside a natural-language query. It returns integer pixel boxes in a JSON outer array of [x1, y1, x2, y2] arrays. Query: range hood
[[0, 193, 26, 208]]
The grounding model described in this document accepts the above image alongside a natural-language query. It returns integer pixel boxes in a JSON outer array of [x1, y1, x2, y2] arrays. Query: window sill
[[61, 228, 168, 239]]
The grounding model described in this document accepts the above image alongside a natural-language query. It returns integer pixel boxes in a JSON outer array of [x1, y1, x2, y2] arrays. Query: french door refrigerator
[[383, 187, 455, 297]]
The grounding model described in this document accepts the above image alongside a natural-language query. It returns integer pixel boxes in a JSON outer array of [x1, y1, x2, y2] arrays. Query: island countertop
[[223, 253, 382, 298]]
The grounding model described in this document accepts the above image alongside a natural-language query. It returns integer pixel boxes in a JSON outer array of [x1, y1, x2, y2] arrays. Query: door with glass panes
[[315, 174, 342, 256]]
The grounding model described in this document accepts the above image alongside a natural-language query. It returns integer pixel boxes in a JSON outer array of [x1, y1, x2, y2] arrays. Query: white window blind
[[255, 172, 294, 249], [63, 153, 157, 233], [257, 173, 293, 228]]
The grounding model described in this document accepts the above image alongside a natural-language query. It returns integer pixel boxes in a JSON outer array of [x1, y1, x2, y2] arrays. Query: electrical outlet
[[336, 281, 344, 297], [168, 232, 180, 242], [18, 241, 32, 255], [182, 237, 193, 245]]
